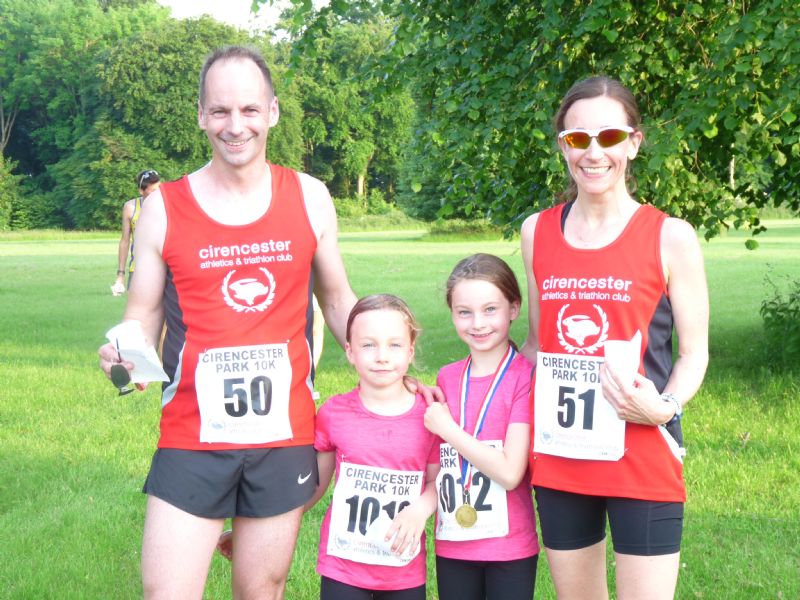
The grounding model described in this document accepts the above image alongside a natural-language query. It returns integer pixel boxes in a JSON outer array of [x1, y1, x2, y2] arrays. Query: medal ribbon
[[457, 346, 516, 502]]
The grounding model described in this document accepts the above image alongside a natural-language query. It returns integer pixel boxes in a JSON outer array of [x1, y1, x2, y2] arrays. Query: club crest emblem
[[221, 268, 276, 313], [556, 303, 609, 354]]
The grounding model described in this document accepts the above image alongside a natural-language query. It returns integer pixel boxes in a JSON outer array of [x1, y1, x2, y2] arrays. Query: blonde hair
[[346, 294, 421, 345]]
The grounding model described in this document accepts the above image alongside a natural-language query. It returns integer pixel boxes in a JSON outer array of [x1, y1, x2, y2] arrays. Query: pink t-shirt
[[434, 353, 539, 561], [315, 388, 439, 591]]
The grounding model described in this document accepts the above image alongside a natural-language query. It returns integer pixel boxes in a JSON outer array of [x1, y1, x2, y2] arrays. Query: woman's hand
[[600, 363, 674, 426]]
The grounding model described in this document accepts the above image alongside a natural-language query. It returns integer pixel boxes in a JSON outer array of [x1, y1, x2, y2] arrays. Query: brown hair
[[198, 45, 274, 107], [346, 294, 421, 345], [446, 253, 522, 309], [554, 76, 642, 202], [136, 169, 160, 191]]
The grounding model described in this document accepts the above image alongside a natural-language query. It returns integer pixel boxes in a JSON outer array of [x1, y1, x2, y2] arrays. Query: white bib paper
[[327, 462, 424, 566], [195, 343, 293, 444], [534, 352, 625, 460], [435, 441, 509, 541]]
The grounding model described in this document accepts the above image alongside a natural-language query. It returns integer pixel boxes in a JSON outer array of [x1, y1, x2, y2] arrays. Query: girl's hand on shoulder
[[424, 401, 456, 437], [600, 363, 673, 425], [404, 376, 445, 405]]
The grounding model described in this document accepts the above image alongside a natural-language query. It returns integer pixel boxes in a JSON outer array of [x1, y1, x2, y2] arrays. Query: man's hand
[[98, 342, 145, 391]]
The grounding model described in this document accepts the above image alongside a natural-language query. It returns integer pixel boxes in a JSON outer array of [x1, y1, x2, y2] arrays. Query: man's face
[[198, 58, 279, 169]]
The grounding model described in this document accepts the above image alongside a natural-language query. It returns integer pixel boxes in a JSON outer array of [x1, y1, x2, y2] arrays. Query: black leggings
[[535, 486, 684, 555], [435, 554, 538, 600], [320, 576, 425, 600]]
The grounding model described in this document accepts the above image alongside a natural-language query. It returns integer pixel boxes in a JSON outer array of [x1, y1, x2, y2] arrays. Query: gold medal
[[455, 503, 478, 528]]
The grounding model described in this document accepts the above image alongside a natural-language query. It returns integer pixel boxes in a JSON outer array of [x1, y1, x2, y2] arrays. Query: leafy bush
[[9, 188, 70, 230], [338, 211, 426, 232], [333, 195, 368, 218], [334, 189, 396, 218], [760, 274, 800, 370], [423, 218, 505, 241], [0, 158, 22, 230]]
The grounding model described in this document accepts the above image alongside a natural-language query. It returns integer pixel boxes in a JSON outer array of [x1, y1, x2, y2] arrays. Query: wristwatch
[[661, 392, 682, 425]]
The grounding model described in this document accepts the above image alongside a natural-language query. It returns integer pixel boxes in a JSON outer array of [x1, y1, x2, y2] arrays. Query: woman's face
[[559, 95, 642, 201]]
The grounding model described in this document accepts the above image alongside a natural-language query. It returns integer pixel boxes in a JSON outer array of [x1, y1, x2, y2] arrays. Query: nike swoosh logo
[[297, 471, 312, 485]]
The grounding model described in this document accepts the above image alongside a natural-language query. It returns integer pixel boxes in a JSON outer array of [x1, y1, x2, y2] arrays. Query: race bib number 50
[[195, 343, 293, 444], [533, 352, 625, 461]]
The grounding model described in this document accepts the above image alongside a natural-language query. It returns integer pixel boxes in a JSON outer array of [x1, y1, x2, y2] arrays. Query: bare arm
[[601, 218, 709, 425], [300, 173, 357, 349], [519, 213, 541, 364], [122, 190, 167, 345], [304, 451, 335, 511], [116, 200, 134, 281], [660, 218, 709, 408], [424, 403, 530, 490], [99, 190, 167, 377]]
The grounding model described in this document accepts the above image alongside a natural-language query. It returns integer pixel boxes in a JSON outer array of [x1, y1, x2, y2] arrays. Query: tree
[[0, 156, 22, 230], [0, 0, 172, 227], [53, 117, 178, 229], [0, 1, 306, 229], [286, 16, 414, 199], [269, 0, 800, 240]]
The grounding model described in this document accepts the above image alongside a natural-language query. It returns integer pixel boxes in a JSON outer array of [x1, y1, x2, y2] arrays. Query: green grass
[[0, 221, 798, 599]]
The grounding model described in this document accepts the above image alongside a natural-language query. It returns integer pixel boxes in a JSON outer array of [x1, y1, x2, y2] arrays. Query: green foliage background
[[0, 0, 798, 238], [0, 0, 413, 229], [282, 0, 800, 240]]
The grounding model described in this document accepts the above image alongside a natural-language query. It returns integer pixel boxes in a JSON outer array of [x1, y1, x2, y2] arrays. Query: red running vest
[[531, 202, 685, 502], [157, 163, 317, 450]]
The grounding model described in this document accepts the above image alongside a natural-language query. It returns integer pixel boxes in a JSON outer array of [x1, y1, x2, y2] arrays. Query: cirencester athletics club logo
[[556, 303, 609, 354], [221, 268, 276, 313]]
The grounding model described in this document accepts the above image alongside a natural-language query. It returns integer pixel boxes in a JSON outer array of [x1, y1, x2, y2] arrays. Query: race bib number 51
[[195, 343, 293, 444], [533, 352, 625, 461]]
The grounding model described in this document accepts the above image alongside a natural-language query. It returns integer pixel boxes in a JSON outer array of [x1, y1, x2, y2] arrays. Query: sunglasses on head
[[558, 126, 635, 149], [138, 170, 159, 188]]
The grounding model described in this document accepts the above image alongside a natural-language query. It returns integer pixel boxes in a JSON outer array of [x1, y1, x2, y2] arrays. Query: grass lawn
[[0, 221, 798, 599]]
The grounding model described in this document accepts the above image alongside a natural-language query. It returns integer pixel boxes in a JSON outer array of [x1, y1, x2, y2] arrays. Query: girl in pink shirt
[[218, 294, 439, 599], [424, 254, 539, 600], [311, 294, 440, 599]]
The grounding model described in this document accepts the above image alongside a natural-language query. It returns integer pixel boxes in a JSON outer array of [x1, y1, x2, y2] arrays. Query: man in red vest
[[99, 46, 358, 599]]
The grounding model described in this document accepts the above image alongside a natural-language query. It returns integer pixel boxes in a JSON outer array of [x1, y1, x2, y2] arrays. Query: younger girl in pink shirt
[[312, 294, 440, 599]]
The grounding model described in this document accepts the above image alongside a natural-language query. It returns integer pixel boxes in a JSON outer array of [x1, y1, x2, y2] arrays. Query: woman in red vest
[[520, 76, 709, 600]]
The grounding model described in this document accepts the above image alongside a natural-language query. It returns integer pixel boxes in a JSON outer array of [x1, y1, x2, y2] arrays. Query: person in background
[[520, 76, 709, 599], [112, 169, 161, 295]]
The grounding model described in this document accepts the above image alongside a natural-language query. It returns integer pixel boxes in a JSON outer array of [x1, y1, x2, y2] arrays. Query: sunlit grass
[[0, 221, 797, 599]]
